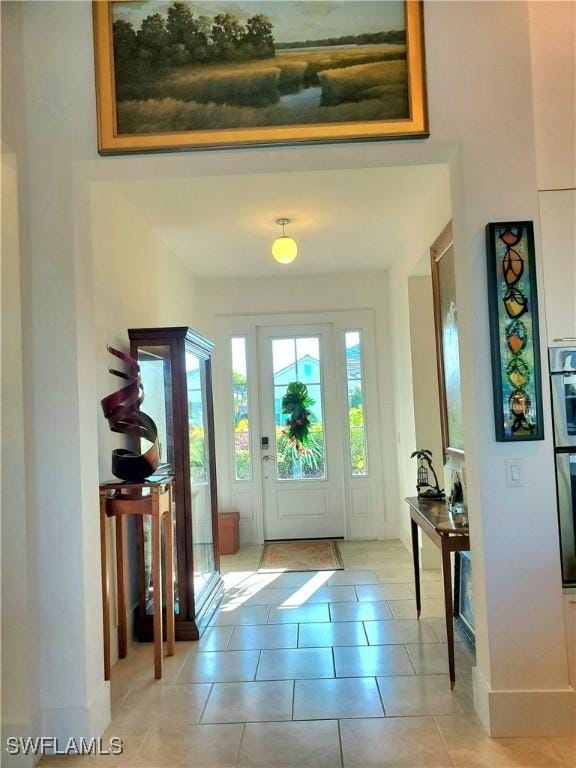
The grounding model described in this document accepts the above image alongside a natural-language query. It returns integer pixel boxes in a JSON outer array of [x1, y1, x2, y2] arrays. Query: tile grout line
[[336, 718, 345, 768], [385, 599, 395, 621], [254, 648, 262, 681], [361, 619, 369, 646], [197, 682, 214, 724], [234, 722, 247, 768], [374, 673, 389, 717], [291, 678, 295, 721], [130, 721, 153, 763], [403, 642, 418, 675], [171, 646, 194, 682], [431, 714, 457, 768]]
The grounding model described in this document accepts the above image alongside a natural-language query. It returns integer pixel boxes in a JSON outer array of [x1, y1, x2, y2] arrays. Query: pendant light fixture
[[272, 217, 298, 264]]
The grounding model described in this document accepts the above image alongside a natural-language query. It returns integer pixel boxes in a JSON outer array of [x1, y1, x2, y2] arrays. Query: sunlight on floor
[[38, 540, 575, 768], [279, 571, 333, 608]]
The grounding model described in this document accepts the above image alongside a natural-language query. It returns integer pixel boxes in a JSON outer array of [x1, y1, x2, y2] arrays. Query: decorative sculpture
[[100, 345, 160, 482], [410, 449, 445, 500]]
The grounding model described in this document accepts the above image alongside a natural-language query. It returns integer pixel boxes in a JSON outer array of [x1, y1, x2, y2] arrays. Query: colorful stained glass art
[[486, 222, 543, 441]]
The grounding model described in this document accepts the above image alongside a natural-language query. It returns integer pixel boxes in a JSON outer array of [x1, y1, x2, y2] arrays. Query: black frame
[[486, 221, 544, 442]]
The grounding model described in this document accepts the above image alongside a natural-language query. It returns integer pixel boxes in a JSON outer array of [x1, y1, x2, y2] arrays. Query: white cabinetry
[[539, 190, 576, 344]]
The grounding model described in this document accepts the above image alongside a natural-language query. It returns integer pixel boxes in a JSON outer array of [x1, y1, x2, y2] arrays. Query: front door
[[257, 324, 345, 540]]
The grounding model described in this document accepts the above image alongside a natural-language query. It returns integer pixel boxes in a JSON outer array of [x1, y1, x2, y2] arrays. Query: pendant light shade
[[272, 218, 297, 264]]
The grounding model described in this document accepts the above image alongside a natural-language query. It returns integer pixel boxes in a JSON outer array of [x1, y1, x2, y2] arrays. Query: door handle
[[262, 454, 277, 462]]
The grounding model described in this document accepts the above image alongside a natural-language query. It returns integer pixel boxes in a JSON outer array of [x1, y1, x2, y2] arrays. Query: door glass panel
[[345, 331, 368, 476], [232, 337, 251, 480], [272, 337, 326, 481], [186, 350, 215, 601], [273, 338, 296, 373], [137, 345, 179, 615]]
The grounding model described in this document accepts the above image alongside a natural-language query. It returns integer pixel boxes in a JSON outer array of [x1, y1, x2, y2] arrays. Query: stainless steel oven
[[555, 452, 576, 584], [549, 347, 576, 585], [549, 347, 576, 449]]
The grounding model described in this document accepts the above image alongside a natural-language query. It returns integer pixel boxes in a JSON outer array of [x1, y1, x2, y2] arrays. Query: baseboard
[[399, 529, 411, 555], [39, 680, 111, 749], [472, 666, 575, 737], [1, 714, 40, 768], [472, 667, 492, 733]]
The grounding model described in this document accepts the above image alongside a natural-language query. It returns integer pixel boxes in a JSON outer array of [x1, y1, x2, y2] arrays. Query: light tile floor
[[40, 541, 575, 768]]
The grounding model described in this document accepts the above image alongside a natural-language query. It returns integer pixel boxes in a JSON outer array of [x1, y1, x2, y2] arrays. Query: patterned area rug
[[259, 540, 344, 572]]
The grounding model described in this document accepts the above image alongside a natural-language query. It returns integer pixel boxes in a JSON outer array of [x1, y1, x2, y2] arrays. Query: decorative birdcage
[[411, 449, 445, 500]]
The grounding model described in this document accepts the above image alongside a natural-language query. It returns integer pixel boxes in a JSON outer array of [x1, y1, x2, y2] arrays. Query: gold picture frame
[[93, 0, 428, 153]]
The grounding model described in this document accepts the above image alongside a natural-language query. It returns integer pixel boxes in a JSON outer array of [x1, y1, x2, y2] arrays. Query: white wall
[[528, 0, 576, 708], [3, 0, 574, 743], [91, 183, 198, 664], [528, 1, 576, 192], [1, 3, 39, 764], [195, 271, 400, 543], [92, 182, 198, 480]]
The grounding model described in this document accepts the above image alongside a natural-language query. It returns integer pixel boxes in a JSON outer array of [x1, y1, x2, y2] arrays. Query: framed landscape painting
[[92, 0, 428, 153]]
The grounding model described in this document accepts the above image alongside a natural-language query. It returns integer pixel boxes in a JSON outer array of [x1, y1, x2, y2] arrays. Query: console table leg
[[115, 515, 127, 659], [441, 541, 456, 689], [99, 494, 111, 681], [411, 518, 422, 618], [152, 505, 163, 680]]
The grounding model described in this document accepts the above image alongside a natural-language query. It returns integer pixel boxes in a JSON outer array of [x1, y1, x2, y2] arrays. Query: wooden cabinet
[[129, 327, 222, 640]]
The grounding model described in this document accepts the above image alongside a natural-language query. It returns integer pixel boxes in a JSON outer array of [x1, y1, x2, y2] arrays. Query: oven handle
[[550, 371, 576, 376]]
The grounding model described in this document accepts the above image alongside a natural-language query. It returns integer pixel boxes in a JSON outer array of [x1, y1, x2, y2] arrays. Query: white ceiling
[[110, 164, 450, 278]]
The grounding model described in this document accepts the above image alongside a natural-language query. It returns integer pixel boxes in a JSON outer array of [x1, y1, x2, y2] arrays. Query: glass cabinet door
[[129, 326, 222, 640], [186, 348, 216, 607], [136, 345, 179, 616]]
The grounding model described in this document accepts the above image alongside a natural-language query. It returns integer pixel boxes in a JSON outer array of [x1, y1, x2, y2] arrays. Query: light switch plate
[[505, 458, 524, 487]]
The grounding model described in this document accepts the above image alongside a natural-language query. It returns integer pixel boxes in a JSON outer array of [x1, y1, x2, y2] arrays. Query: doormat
[[258, 540, 344, 573]]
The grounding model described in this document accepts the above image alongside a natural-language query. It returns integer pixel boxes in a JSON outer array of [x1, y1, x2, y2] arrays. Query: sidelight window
[[345, 331, 368, 476], [232, 337, 251, 481]]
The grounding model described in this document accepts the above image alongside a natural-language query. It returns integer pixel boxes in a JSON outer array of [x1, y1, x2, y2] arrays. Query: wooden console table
[[405, 496, 470, 688], [100, 479, 175, 681]]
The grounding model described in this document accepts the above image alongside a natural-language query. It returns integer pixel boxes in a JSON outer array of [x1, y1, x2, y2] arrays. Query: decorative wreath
[[281, 382, 315, 451]]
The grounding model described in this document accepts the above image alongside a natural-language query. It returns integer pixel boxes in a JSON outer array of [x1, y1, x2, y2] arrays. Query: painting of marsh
[[93, 1, 428, 151]]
